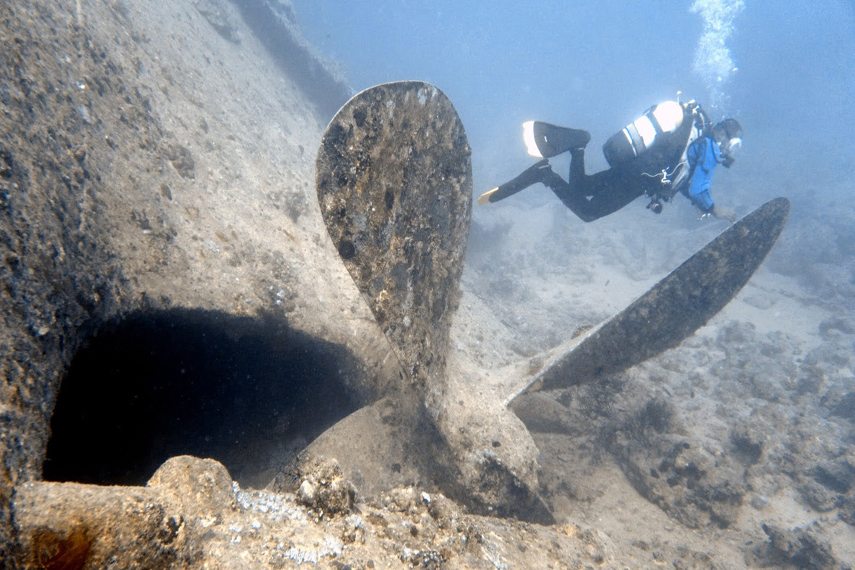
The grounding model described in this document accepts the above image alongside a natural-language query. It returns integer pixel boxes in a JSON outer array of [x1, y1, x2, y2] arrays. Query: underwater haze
[[294, 0, 855, 212], [9, 0, 855, 564], [288, 9, 855, 560]]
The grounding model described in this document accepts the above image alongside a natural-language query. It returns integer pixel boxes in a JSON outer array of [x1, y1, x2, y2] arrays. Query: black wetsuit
[[543, 107, 697, 222]]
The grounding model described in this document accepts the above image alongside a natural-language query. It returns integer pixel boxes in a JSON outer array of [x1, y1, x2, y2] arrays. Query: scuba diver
[[478, 98, 743, 223]]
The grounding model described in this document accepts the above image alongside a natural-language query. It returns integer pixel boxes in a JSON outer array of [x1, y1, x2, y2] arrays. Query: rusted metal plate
[[515, 197, 790, 398], [316, 81, 472, 395]]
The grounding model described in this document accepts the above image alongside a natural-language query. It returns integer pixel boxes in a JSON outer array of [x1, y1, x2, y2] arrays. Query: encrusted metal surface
[[316, 82, 472, 395], [517, 197, 791, 397]]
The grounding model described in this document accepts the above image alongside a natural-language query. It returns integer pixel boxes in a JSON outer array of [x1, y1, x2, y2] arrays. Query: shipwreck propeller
[[308, 80, 790, 524], [507, 196, 792, 403], [315, 81, 471, 402], [311, 81, 553, 522]]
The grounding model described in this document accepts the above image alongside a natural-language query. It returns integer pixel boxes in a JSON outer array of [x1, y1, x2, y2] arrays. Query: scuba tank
[[603, 100, 685, 168]]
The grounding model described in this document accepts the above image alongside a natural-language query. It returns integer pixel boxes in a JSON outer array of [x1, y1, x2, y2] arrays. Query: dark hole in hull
[[44, 308, 359, 487]]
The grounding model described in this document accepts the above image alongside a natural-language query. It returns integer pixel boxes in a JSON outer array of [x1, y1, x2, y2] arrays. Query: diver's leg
[[568, 148, 589, 194], [580, 180, 645, 220], [479, 126, 592, 205], [546, 152, 643, 222], [477, 159, 553, 205]]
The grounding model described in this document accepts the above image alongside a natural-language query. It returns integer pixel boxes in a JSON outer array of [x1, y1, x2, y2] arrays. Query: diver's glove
[[712, 204, 738, 223]]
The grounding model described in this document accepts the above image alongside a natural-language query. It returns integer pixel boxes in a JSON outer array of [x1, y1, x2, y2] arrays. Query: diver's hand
[[712, 205, 738, 223]]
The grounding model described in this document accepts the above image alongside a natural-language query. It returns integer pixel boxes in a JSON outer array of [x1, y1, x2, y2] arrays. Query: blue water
[[294, 0, 855, 211]]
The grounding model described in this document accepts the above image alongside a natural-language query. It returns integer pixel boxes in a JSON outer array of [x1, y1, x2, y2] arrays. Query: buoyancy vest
[[604, 100, 712, 202]]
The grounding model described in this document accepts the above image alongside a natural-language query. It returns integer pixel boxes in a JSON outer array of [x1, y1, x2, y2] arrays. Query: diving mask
[[723, 136, 742, 157]]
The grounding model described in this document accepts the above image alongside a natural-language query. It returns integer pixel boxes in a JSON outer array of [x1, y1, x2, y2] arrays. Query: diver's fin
[[523, 121, 591, 158], [477, 158, 551, 205], [507, 196, 791, 403]]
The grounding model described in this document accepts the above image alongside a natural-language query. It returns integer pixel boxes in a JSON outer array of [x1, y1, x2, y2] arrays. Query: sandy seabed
[[462, 195, 855, 567]]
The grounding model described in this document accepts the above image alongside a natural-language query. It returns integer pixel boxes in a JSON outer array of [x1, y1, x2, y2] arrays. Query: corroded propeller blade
[[510, 197, 791, 401], [315, 81, 472, 394]]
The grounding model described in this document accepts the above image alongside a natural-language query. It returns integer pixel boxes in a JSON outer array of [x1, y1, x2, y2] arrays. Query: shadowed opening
[[43, 308, 360, 488]]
